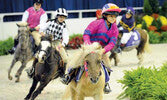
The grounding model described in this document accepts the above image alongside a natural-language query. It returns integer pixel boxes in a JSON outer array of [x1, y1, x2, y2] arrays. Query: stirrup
[[104, 83, 112, 94], [60, 74, 71, 85]]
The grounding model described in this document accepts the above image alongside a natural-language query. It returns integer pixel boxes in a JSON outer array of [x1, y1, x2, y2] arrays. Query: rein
[[84, 61, 102, 77]]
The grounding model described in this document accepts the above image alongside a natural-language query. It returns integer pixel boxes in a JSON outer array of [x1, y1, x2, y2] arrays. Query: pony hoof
[[15, 74, 19, 78], [8, 76, 13, 80], [15, 79, 20, 83], [24, 97, 29, 100]]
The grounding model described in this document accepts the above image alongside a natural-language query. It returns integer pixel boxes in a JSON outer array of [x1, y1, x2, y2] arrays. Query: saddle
[[123, 30, 141, 51]]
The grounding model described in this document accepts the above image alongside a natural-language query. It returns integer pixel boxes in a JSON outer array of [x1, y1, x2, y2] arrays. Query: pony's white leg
[[94, 93, 103, 100], [78, 95, 84, 100], [137, 53, 143, 65], [71, 87, 77, 100], [8, 58, 17, 80]]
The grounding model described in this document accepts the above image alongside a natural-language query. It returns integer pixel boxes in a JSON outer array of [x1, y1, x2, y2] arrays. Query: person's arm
[[38, 13, 48, 26], [127, 20, 136, 32], [62, 28, 69, 47], [38, 21, 50, 34], [103, 24, 119, 53], [83, 20, 99, 45], [22, 11, 29, 22]]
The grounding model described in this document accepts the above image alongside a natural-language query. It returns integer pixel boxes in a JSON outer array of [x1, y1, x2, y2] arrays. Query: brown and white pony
[[110, 28, 151, 66]]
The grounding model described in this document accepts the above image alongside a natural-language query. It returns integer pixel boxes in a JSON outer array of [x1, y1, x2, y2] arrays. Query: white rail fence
[[0, 7, 143, 40]]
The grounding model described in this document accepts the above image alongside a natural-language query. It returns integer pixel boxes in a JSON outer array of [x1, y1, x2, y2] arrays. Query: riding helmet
[[102, 3, 121, 17], [33, 0, 43, 5], [54, 8, 68, 18]]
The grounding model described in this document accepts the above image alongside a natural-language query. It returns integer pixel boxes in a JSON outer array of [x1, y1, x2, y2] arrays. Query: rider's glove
[[29, 28, 36, 32]]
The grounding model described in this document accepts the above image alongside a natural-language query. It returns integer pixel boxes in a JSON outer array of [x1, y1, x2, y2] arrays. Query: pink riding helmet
[[102, 3, 121, 15]]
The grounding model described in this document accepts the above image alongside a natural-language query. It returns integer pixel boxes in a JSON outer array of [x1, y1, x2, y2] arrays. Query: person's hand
[[56, 44, 63, 51], [29, 28, 36, 32], [40, 32, 45, 36], [100, 48, 105, 55]]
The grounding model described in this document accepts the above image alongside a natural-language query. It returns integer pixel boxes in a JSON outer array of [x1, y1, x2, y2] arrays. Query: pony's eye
[[86, 61, 89, 65], [97, 60, 101, 64]]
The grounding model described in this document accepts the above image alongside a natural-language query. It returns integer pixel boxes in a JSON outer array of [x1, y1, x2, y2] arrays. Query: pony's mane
[[67, 42, 111, 70], [17, 22, 28, 27]]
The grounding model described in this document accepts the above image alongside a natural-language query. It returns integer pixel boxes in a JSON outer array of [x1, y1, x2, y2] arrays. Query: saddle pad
[[126, 30, 140, 47]]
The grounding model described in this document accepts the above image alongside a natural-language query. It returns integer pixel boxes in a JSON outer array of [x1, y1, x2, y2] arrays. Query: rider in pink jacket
[[60, 3, 121, 94], [83, 18, 119, 54]]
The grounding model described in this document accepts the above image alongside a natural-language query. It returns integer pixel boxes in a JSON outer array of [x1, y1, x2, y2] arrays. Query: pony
[[24, 35, 65, 100], [62, 42, 111, 100], [8, 22, 34, 82], [110, 28, 150, 66]]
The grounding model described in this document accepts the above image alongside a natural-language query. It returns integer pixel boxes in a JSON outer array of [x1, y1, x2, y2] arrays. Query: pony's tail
[[144, 30, 151, 53], [61, 85, 71, 100]]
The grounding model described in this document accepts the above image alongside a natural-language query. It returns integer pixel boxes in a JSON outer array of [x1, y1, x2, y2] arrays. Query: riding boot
[[104, 83, 111, 94], [104, 71, 111, 94], [33, 45, 39, 58], [8, 39, 19, 54], [26, 58, 38, 78], [114, 43, 125, 53], [60, 68, 76, 85]]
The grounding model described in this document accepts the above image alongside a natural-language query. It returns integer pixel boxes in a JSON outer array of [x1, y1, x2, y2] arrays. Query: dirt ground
[[0, 43, 167, 100]]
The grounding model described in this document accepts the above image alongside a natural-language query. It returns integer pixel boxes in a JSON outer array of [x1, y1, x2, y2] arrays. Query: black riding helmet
[[33, 0, 43, 5]]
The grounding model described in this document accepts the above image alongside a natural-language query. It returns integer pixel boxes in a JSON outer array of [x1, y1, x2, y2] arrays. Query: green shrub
[[69, 34, 83, 41], [151, 18, 162, 32], [149, 0, 160, 13], [118, 62, 167, 100], [0, 37, 13, 56], [141, 20, 147, 30], [148, 31, 160, 43], [160, 1, 167, 17], [159, 32, 167, 43], [143, 0, 153, 15]]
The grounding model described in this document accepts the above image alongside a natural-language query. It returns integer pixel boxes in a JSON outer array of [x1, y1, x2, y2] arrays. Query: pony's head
[[84, 51, 102, 84], [37, 35, 52, 63], [16, 22, 29, 49]]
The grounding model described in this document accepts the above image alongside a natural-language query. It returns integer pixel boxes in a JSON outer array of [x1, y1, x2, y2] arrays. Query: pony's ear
[[16, 23, 20, 27]]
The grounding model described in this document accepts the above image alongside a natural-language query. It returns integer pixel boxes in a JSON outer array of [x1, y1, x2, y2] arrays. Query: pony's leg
[[24, 78, 38, 100], [77, 95, 84, 100], [137, 52, 143, 65], [94, 93, 103, 100], [109, 52, 119, 66], [15, 61, 27, 82], [31, 80, 50, 100], [8, 58, 17, 80], [70, 87, 77, 100]]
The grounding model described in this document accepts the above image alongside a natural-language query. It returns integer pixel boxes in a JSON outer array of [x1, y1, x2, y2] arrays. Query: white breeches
[[121, 31, 133, 44]]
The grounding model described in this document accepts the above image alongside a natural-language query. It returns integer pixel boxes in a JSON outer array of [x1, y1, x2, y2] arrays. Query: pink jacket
[[83, 19, 119, 53], [27, 7, 46, 28]]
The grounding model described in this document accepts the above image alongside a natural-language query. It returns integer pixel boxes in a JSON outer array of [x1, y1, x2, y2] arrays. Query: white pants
[[121, 31, 133, 44]]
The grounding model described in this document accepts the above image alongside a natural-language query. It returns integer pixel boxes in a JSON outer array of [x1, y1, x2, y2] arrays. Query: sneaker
[[25, 67, 34, 78], [114, 48, 122, 53], [60, 74, 71, 85], [104, 83, 111, 94]]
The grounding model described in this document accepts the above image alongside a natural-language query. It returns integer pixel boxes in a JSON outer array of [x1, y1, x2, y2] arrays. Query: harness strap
[[84, 61, 88, 77]]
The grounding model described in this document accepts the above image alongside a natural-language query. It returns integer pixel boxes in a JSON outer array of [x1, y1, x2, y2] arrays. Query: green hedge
[[148, 31, 167, 44], [0, 37, 13, 56], [118, 62, 167, 100]]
